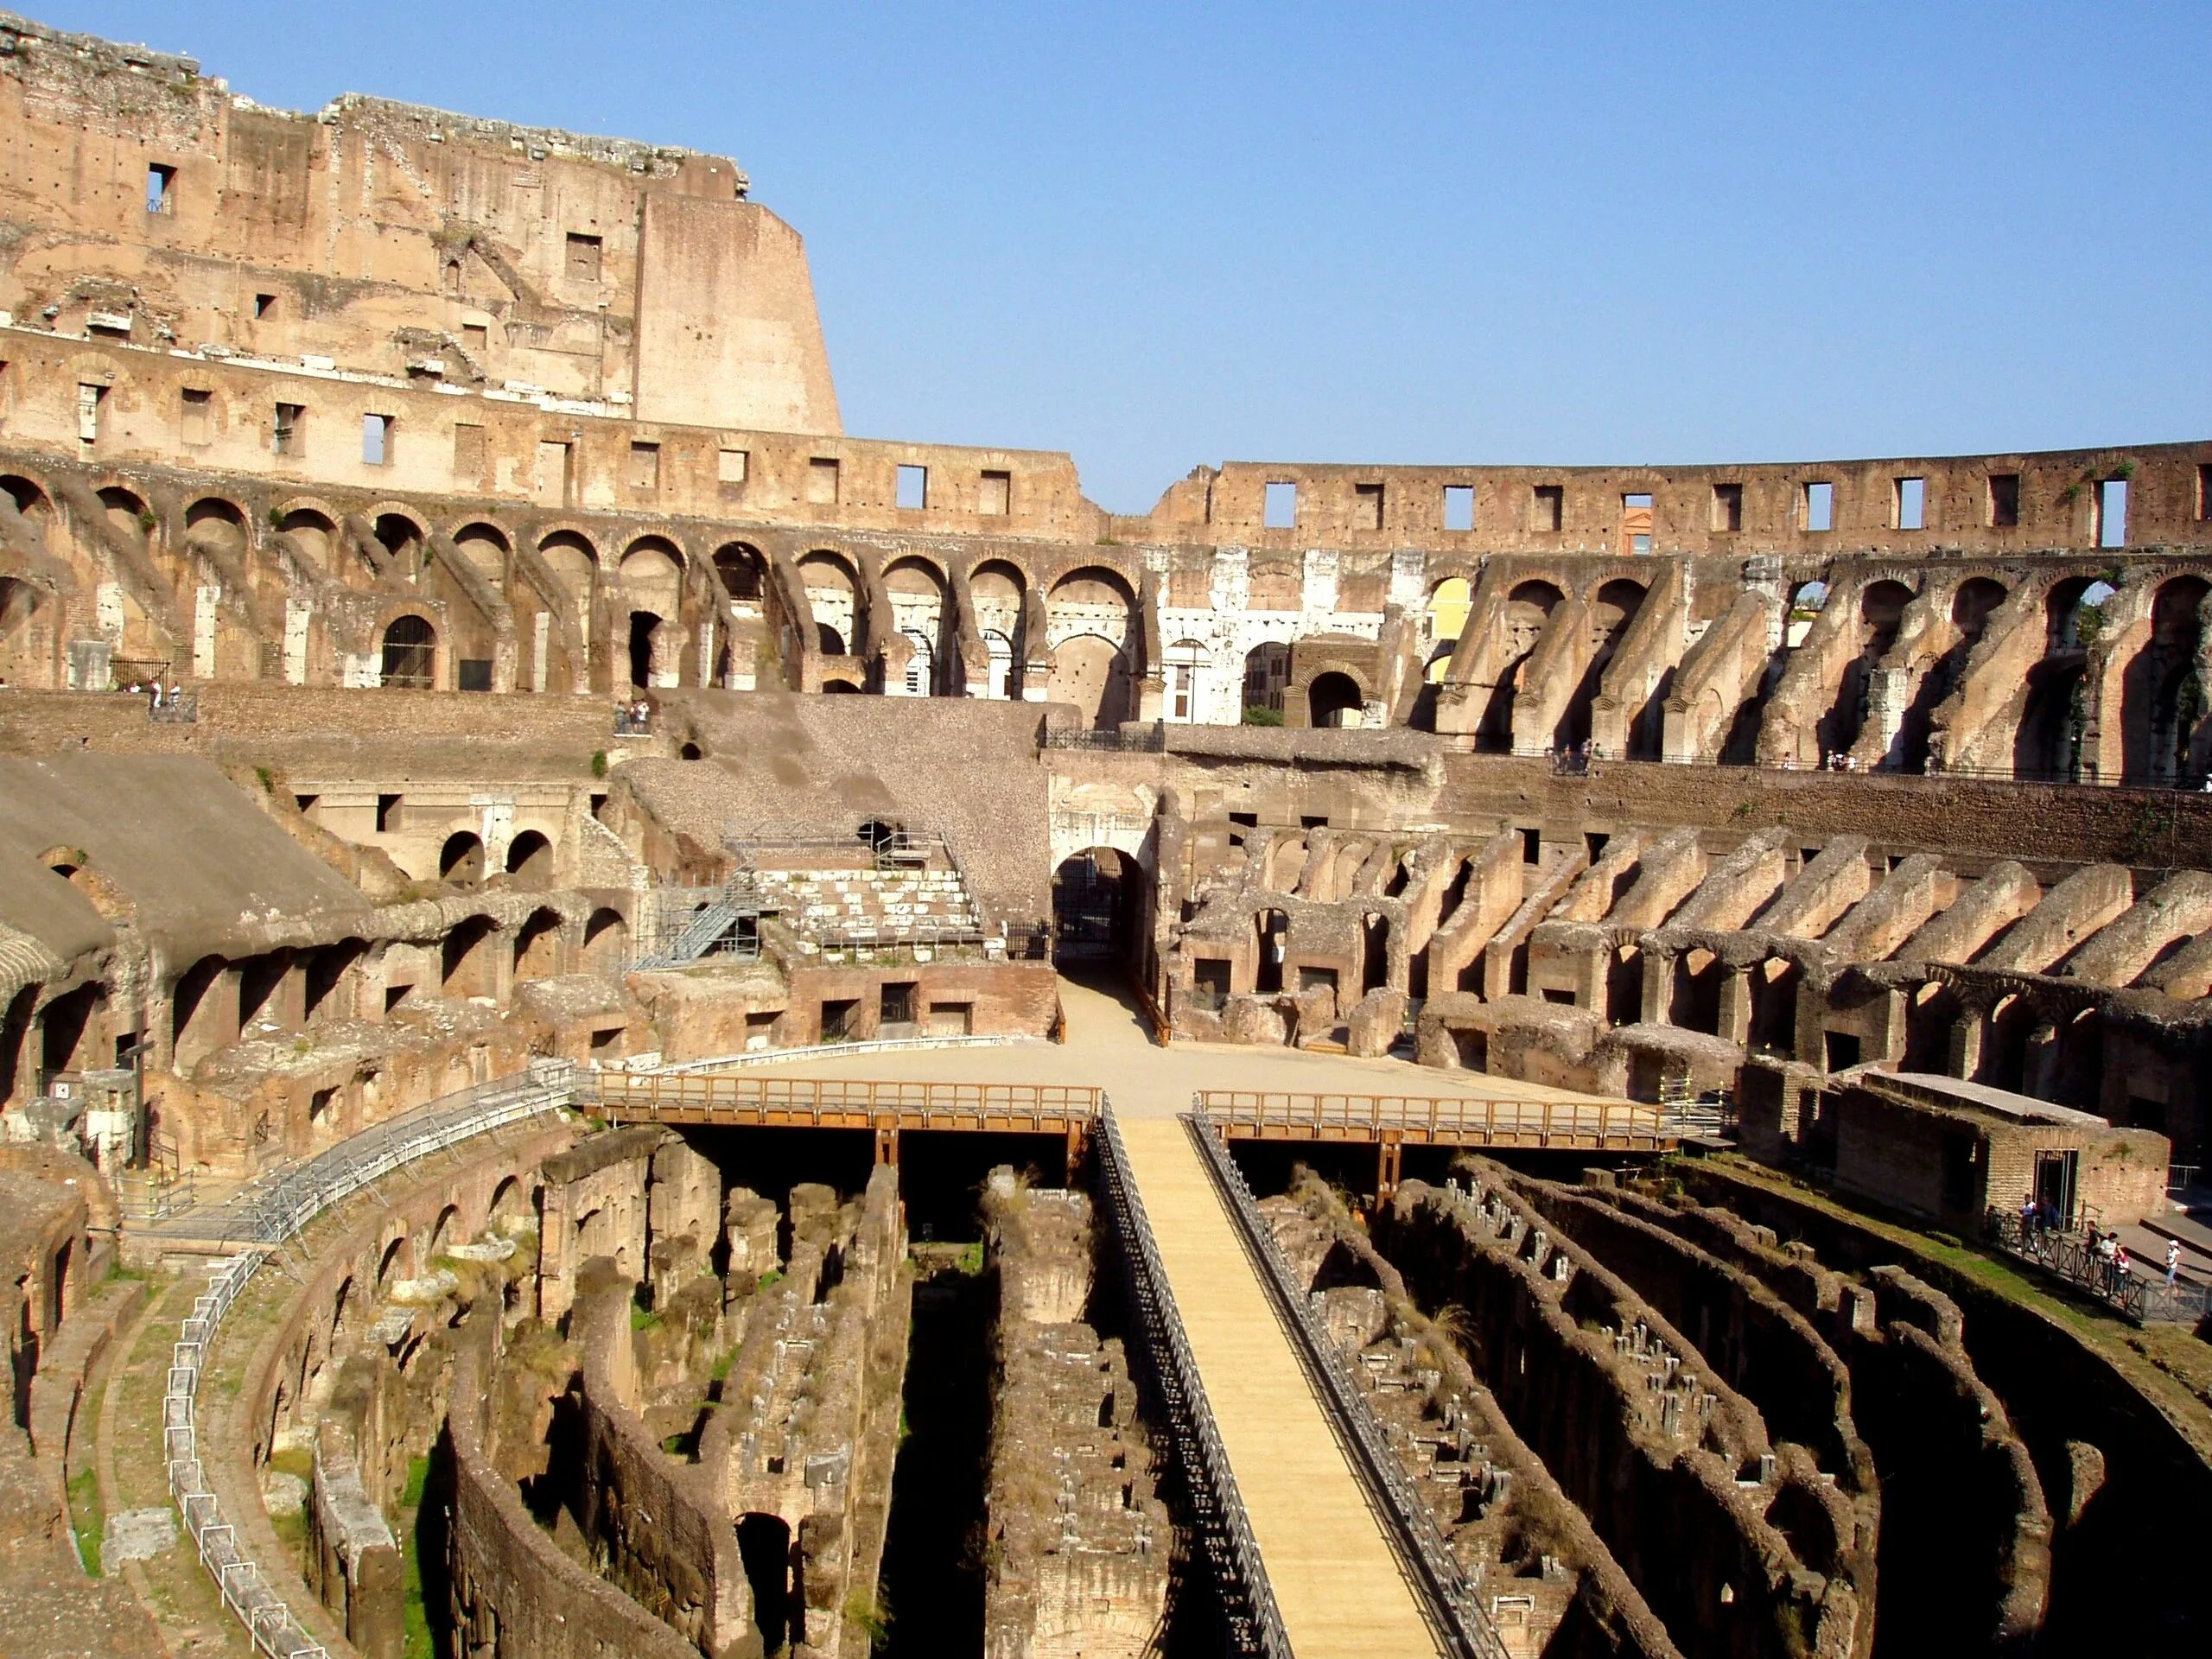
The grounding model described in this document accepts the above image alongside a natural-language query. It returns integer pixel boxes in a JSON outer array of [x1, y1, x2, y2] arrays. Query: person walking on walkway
[[2166, 1238, 2182, 1289], [2094, 1230, 2117, 1294]]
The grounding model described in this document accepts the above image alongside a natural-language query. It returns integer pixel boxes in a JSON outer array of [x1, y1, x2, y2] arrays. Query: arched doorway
[[1164, 639, 1207, 723], [380, 616, 435, 688], [439, 832, 485, 886], [1308, 671, 1363, 728], [505, 830, 553, 887], [1052, 849, 1143, 966], [1243, 642, 1290, 719], [1047, 635, 1132, 730], [736, 1513, 796, 1653]]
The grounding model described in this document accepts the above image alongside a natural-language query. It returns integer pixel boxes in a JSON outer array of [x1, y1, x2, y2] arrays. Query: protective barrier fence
[[159, 1064, 577, 1656], [1190, 1108, 1510, 1659], [1095, 1099, 1291, 1658], [1196, 1088, 1670, 1147]]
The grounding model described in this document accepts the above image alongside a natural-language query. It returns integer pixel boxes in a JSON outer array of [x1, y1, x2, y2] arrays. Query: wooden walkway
[[1116, 1113, 1440, 1658]]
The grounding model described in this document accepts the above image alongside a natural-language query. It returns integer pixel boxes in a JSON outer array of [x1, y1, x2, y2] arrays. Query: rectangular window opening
[[1803, 480, 1834, 532], [1263, 480, 1298, 529], [1354, 481, 1384, 531], [253, 292, 276, 320], [145, 162, 175, 214], [2097, 478, 2128, 549], [979, 468, 1012, 516], [457, 658, 494, 692], [564, 232, 603, 283], [272, 402, 305, 458], [1711, 482, 1745, 533], [1895, 476, 1926, 531], [896, 463, 928, 510], [76, 382, 105, 446], [180, 387, 211, 447], [628, 441, 661, 491], [361, 412, 393, 467], [717, 448, 749, 487], [1442, 484, 1475, 531], [1531, 484, 1563, 532], [534, 440, 572, 505], [1520, 826, 1541, 863], [880, 982, 918, 1027], [806, 456, 841, 505], [452, 422, 485, 480], [460, 321, 489, 355], [2198, 464, 2212, 523], [375, 793, 402, 833], [1987, 473, 2019, 528]]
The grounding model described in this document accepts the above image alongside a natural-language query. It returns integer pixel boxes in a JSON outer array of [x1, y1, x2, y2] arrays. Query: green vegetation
[[955, 1240, 985, 1276], [400, 1453, 434, 1659], [590, 748, 609, 779], [847, 1586, 893, 1646], [67, 1465, 105, 1575], [1241, 704, 1284, 727]]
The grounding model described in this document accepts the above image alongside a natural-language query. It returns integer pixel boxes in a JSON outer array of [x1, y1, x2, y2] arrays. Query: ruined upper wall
[[1137, 450, 2212, 556], [0, 10, 839, 435]]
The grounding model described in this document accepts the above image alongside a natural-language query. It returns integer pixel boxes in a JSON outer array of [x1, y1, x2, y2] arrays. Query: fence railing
[[1040, 722, 1167, 753], [592, 1071, 1098, 1131], [643, 1033, 1041, 1076], [1195, 1089, 1670, 1147], [1189, 1109, 1510, 1659], [1982, 1210, 2210, 1325], [1095, 1100, 1290, 1659], [160, 1063, 578, 1658]]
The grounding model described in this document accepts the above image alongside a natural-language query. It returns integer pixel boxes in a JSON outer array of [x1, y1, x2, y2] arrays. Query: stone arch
[[440, 831, 486, 886], [95, 484, 150, 544], [736, 1512, 798, 1653], [272, 505, 337, 575], [505, 830, 554, 887], [372, 510, 427, 569], [1242, 640, 1291, 717], [537, 529, 598, 608], [1819, 578, 1913, 759], [1308, 670, 1365, 728], [182, 495, 248, 556], [379, 613, 437, 688], [713, 541, 765, 604], [512, 905, 563, 979], [972, 559, 1029, 692], [1048, 633, 1133, 730], [2121, 575, 2209, 785], [442, 912, 498, 994], [582, 907, 629, 972], [452, 521, 509, 590], [428, 1203, 461, 1260], [376, 1231, 410, 1293], [1482, 581, 1563, 747], [1052, 847, 1147, 967], [0, 474, 54, 524], [1164, 637, 1208, 722]]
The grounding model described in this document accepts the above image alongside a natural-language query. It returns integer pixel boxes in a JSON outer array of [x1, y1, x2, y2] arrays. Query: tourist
[[2094, 1230, 2116, 1292], [149, 683, 163, 709], [2019, 1191, 2038, 1240], [2114, 1241, 2131, 1289], [2168, 1239, 2183, 1288]]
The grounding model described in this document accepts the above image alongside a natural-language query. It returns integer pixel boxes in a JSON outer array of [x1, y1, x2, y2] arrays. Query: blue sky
[[39, 2, 2212, 512]]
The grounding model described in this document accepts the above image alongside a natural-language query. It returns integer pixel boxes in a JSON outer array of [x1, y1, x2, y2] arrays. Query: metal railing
[[1095, 1099, 1290, 1659], [593, 1071, 1097, 1132], [148, 689, 199, 723], [645, 1033, 1041, 1075], [1189, 1109, 1509, 1659], [1982, 1210, 2210, 1325], [1195, 1089, 1670, 1147], [1041, 722, 1166, 753], [159, 1062, 578, 1659]]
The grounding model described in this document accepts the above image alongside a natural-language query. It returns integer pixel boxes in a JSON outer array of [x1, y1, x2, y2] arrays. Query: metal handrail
[[1982, 1210, 2210, 1325], [592, 1071, 1096, 1128], [161, 1065, 578, 1658], [1196, 1089, 1669, 1146], [1189, 1108, 1509, 1659], [1096, 1098, 1291, 1659]]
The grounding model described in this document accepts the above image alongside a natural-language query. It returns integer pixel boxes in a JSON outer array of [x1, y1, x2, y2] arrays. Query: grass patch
[[846, 1585, 893, 1645], [67, 1465, 105, 1575], [399, 1453, 435, 1659], [955, 1240, 985, 1276]]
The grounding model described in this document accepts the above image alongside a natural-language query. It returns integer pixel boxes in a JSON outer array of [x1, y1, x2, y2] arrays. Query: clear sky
[[35, 1, 2212, 512]]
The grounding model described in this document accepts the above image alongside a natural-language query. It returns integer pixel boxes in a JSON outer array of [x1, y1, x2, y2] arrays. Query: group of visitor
[[1548, 741, 1602, 777], [124, 678, 186, 709], [614, 696, 653, 735]]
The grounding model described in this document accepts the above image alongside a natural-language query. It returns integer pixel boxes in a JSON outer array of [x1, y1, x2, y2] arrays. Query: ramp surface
[[1116, 1112, 1440, 1657]]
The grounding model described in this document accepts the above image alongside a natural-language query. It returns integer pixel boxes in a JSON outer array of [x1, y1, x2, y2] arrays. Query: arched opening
[[272, 507, 335, 575], [380, 615, 436, 688], [439, 832, 486, 887], [1052, 848, 1142, 967], [822, 677, 861, 693], [1900, 578, 2011, 770], [1557, 578, 1645, 750], [713, 543, 764, 605], [972, 562, 1027, 696], [505, 830, 553, 887], [1482, 582, 1562, 750], [1242, 641, 1290, 720], [183, 498, 247, 563], [736, 1513, 796, 1653], [99, 486, 150, 547], [170, 956, 228, 1068], [488, 1176, 531, 1233], [627, 611, 662, 688], [453, 522, 508, 590], [1821, 579, 1912, 760], [1307, 671, 1363, 728], [1, 475, 53, 524], [0, 576, 43, 677], [901, 628, 935, 696], [428, 1204, 461, 1261], [798, 550, 861, 663], [2123, 575, 2209, 785], [982, 630, 1015, 700], [680, 741, 702, 760], [816, 622, 848, 657], [537, 531, 597, 609], [2046, 576, 2114, 655], [1048, 634, 1133, 731], [2015, 660, 2088, 781], [1980, 995, 2034, 1091], [442, 914, 497, 995], [885, 557, 948, 695], [373, 513, 424, 569], [582, 907, 628, 973], [1254, 908, 1288, 995], [512, 907, 563, 981], [376, 1234, 409, 1293]]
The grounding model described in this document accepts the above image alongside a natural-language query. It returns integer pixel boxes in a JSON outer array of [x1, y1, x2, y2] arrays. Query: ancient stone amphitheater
[[2, 12, 2209, 1659]]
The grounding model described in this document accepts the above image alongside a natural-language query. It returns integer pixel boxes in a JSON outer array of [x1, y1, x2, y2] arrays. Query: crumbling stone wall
[[982, 1170, 1170, 1659], [1373, 1169, 1866, 1659]]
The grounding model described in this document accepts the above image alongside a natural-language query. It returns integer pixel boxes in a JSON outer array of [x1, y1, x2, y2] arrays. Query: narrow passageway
[[1116, 1112, 1440, 1657]]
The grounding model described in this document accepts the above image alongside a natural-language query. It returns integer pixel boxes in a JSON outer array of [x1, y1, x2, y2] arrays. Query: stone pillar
[[1718, 969, 1752, 1047], [1948, 1011, 1984, 1081], [1641, 946, 1675, 1027]]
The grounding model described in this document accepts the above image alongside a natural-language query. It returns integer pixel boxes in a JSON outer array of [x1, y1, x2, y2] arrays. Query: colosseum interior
[[2, 10, 2209, 1659]]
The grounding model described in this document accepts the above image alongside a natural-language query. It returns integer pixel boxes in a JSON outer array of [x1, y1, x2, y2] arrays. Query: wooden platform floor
[[1117, 1112, 1440, 1657]]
